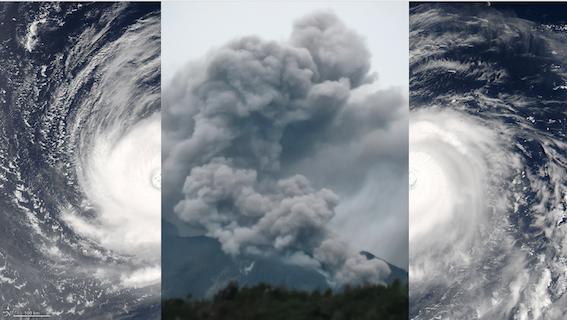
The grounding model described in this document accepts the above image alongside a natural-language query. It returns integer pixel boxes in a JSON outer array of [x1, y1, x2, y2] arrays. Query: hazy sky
[[162, 1, 408, 91]]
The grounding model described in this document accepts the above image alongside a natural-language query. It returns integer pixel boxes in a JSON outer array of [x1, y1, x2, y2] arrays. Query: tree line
[[163, 280, 408, 320]]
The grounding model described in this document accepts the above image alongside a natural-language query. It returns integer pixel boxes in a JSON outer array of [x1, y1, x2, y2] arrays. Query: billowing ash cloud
[[175, 160, 389, 285], [164, 11, 405, 286], [290, 13, 373, 88], [165, 13, 369, 177]]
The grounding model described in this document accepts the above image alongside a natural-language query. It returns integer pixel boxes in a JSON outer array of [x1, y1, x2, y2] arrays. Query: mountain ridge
[[162, 221, 408, 299]]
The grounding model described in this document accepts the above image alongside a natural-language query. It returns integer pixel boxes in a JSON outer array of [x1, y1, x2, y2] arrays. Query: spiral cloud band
[[61, 10, 161, 289], [74, 114, 161, 261], [409, 109, 510, 244]]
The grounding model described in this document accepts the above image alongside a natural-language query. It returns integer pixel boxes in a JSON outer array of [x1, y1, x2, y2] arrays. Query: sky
[[162, 1, 408, 91], [162, 1, 409, 269]]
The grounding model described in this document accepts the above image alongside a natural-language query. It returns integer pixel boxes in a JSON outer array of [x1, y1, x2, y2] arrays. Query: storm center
[[151, 167, 161, 190], [409, 168, 417, 189]]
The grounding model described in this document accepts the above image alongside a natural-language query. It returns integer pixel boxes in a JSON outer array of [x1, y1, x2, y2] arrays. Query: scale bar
[[12, 315, 51, 318]]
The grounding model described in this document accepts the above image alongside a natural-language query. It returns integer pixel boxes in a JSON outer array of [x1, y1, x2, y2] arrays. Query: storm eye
[[151, 167, 161, 190], [409, 168, 417, 189]]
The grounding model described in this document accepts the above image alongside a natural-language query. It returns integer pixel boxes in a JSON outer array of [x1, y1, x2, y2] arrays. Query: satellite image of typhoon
[[409, 3, 566, 320], [0, 3, 160, 319]]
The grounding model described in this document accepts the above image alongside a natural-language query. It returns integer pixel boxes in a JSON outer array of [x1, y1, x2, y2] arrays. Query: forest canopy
[[162, 281, 408, 320]]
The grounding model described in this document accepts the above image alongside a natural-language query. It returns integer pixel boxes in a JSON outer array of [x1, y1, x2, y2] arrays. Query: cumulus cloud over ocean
[[163, 11, 408, 286]]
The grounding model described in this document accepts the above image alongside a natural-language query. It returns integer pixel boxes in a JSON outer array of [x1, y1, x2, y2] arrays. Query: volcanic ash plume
[[164, 12, 398, 286]]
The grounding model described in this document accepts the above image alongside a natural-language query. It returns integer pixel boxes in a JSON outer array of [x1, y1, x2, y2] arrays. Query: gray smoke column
[[164, 12, 394, 286]]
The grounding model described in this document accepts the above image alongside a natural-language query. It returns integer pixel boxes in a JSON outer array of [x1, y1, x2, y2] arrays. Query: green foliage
[[162, 280, 408, 320]]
